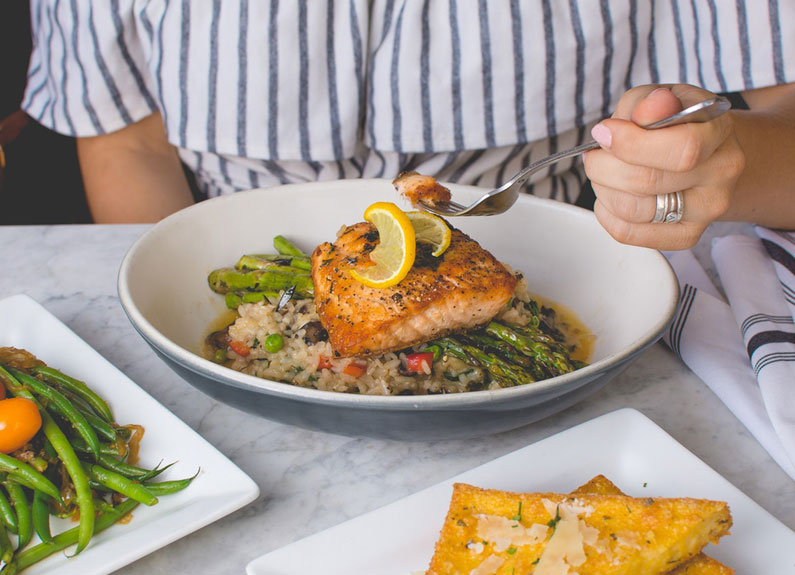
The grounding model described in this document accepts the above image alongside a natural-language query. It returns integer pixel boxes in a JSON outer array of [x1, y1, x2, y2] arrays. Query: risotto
[[205, 274, 593, 396]]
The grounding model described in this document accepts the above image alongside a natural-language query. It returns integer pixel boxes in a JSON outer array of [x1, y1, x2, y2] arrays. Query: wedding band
[[650, 191, 684, 224]]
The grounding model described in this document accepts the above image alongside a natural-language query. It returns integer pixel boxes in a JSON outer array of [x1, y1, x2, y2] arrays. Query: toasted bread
[[426, 481, 732, 575], [573, 476, 733, 575], [573, 476, 733, 574]]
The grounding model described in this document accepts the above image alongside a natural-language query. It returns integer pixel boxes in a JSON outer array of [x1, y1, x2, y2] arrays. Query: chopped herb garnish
[[547, 505, 561, 530], [252, 337, 260, 347], [532, 558, 540, 565], [507, 547, 517, 555], [625, 503, 632, 514], [643, 482, 648, 488], [512, 501, 523, 522]]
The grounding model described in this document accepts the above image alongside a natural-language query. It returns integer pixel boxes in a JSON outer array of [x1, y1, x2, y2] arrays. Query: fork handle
[[509, 95, 731, 190]]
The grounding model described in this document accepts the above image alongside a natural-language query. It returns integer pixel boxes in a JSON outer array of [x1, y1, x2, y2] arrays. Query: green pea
[[213, 349, 228, 363], [263, 334, 284, 353]]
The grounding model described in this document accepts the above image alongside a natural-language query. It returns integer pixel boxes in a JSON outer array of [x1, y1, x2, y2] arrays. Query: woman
[[22, 1, 795, 249]]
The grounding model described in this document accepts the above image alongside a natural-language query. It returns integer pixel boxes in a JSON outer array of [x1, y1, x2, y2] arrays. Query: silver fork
[[418, 96, 731, 217]]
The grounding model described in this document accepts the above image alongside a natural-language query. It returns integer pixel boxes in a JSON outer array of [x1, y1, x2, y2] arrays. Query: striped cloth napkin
[[663, 227, 795, 480]]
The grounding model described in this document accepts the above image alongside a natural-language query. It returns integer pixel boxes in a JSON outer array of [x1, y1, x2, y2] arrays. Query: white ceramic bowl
[[118, 179, 678, 440]]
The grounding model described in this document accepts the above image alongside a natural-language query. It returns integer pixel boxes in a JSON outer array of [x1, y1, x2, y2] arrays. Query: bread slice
[[573, 476, 733, 575], [426, 481, 732, 575]]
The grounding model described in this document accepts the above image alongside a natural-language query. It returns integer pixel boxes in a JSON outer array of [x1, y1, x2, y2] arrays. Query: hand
[[583, 84, 745, 250]]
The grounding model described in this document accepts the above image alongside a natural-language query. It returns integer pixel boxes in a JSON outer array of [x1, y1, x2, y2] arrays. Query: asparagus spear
[[224, 291, 280, 309], [464, 332, 549, 381], [236, 254, 312, 272], [485, 321, 576, 376], [208, 267, 314, 297], [434, 337, 536, 387], [273, 235, 307, 258]]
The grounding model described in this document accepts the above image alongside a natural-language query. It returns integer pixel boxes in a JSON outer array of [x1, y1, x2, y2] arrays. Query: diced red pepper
[[406, 352, 434, 373], [228, 340, 251, 357], [342, 362, 367, 378], [317, 356, 334, 370]]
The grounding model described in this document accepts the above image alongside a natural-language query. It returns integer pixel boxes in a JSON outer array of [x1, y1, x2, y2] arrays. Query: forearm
[[77, 112, 194, 223], [722, 84, 795, 228]]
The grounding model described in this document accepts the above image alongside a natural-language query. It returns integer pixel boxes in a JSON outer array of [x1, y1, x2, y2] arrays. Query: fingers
[[584, 83, 746, 250], [591, 114, 732, 173], [584, 142, 743, 223], [593, 199, 708, 251]]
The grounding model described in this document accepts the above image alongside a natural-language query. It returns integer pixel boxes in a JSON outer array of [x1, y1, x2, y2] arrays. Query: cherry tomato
[[406, 352, 434, 373], [0, 398, 42, 453]]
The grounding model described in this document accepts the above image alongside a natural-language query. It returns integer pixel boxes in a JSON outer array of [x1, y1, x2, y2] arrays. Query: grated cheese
[[469, 555, 505, 575]]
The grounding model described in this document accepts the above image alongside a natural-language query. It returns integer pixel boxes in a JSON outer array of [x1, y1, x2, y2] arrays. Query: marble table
[[0, 222, 792, 574]]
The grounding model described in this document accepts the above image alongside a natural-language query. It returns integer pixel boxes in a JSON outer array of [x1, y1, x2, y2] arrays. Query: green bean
[[0, 486, 17, 534], [71, 437, 126, 459], [42, 436, 58, 460], [39, 409, 94, 555], [0, 454, 60, 503], [95, 453, 172, 481], [32, 490, 53, 544], [88, 480, 112, 493], [5, 481, 32, 548], [14, 498, 139, 571], [85, 464, 158, 506], [144, 471, 198, 496], [8, 367, 101, 459], [80, 410, 118, 443], [273, 235, 307, 257], [0, 523, 13, 568], [136, 461, 176, 482], [28, 366, 114, 423]]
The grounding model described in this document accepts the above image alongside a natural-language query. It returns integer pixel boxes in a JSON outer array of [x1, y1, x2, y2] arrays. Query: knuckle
[[630, 166, 663, 196], [674, 131, 704, 172], [671, 226, 704, 250], [710, 190, 732, 219], [606, 219, 635, 245], [724, 146, 746, 180]]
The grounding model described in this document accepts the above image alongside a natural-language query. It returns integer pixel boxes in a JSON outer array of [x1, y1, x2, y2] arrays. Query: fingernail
[[591, 123, 612, 149], [648, 87, 672, 98]]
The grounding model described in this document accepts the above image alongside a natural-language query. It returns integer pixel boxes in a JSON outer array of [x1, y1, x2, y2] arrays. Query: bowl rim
[[117, 179, 679, 410]]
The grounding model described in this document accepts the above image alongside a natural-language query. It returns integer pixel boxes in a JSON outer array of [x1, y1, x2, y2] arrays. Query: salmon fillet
[[393, 171, 452, 207], [311, 221, 517, 358]]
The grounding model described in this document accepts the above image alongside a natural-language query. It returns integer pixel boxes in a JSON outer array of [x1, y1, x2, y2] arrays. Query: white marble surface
[[0, 222, 792, 574]]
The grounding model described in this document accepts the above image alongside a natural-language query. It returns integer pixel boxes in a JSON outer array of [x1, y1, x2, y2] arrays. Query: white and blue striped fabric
[[22, 0, 795, 199], [663, 230, 795, 480]]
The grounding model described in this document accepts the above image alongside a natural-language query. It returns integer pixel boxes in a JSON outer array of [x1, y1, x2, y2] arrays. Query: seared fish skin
[[312, 221, 518, 358]]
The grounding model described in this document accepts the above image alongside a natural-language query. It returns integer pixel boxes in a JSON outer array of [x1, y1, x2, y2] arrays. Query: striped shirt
[[22, 0, 795, 200]]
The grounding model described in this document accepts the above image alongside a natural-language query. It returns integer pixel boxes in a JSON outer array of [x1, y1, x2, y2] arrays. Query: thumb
[[631, 87, 684, 127]]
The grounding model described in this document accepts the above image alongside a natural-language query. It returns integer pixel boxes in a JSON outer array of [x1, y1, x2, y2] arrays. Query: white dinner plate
[[247, 407, 795, 575], [0, 294, 260, 574]]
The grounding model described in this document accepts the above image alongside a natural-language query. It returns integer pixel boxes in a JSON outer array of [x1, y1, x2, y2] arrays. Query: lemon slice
[[406, 211, 452, 257], [350, 202, 416, 288]]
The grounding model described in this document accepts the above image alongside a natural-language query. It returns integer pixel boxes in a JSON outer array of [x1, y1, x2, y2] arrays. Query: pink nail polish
[[591, 124, 612, 149]]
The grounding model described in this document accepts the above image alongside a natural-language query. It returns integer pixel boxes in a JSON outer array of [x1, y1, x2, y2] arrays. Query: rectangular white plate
[[247, 407, 795, 575], [0, 294, 259, 574]]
